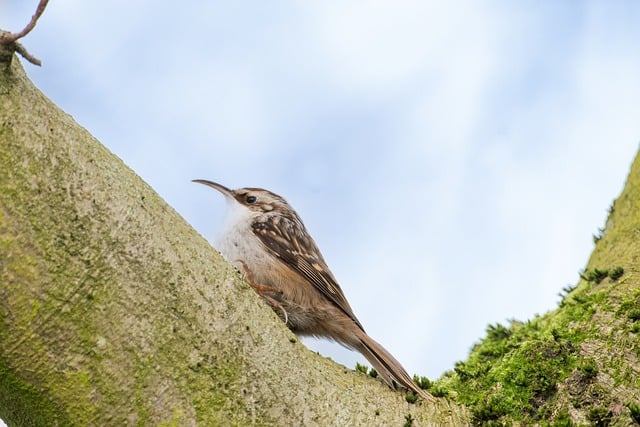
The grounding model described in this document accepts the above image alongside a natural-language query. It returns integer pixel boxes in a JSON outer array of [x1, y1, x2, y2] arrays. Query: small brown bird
[[194, 180, 434, 401]]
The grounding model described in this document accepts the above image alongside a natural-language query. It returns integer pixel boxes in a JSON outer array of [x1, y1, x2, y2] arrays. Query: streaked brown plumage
[[193, 179, 435, 401]]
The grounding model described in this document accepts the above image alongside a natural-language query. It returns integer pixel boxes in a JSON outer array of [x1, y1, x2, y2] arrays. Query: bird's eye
[[246, 196, 257, 204]]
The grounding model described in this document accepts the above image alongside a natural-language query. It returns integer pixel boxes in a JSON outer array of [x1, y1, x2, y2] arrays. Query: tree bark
[[0, 54, 469, 425]]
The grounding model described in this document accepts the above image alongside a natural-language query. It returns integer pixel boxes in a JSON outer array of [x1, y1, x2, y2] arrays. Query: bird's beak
[[192, 179, 234, 199]]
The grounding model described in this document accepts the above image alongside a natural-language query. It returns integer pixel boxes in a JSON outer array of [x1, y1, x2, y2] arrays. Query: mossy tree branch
[[436, 151, 640, 424], [0, 55, 468, 425]]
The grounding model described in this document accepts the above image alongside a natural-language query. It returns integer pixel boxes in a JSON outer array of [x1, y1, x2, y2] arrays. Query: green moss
[[578, 358, 598, 380], [628, 308, 640, 322], [434, 151, 640, 425], [627, 402, 640, 423], [433, 274, 634, 424], [608, 266, 624, 281], [0, 59, 267, 425], [412, 375, 431, 391], [355, 362, 369, 375], [438, 320, 570, 422], [580, 266, 625, 285], [581, 268, 609, 284], [403, 413, 414, 427], [552, 411, 576, 426], [405, 393, 418, 404], [428, 382, 450, 399], [587, 406, 612, 426], [0, 358, 70, 427], [557, 284, 578, 307], [353, 362, 379, 379], [156, 410, 192, 427]]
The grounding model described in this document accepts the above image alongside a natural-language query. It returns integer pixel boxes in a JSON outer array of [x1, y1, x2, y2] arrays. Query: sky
[[2, 1, 640, 421]]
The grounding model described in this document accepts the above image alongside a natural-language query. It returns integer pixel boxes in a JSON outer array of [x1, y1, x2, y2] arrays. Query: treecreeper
[[193, 180, 435, 401]]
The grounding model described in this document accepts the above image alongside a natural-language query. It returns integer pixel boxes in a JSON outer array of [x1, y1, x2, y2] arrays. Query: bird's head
[[192, 179, 296, 218]]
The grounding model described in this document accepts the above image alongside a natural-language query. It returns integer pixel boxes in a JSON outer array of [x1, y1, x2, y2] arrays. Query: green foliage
[[368, 368, 377, 378]]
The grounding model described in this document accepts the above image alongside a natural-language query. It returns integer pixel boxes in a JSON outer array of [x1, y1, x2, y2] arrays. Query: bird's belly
[[215, 229, 326, 332]]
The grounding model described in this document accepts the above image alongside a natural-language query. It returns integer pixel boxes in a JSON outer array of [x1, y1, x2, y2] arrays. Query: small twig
[[0, 0, 50, 66], [14, 41, 42, 66], [0, 0, 49, 44]]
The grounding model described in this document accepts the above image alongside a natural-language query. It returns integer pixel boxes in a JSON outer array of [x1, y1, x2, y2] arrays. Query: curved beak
[[192, 179, 234, 199]]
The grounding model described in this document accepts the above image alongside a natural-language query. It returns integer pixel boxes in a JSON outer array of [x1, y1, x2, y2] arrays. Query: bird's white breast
[[215, 200, 272, 273]]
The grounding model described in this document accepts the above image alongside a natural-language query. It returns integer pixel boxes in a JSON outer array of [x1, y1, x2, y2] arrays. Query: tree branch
[[0, 0, 50, 66], [0, 57, 470, 426]]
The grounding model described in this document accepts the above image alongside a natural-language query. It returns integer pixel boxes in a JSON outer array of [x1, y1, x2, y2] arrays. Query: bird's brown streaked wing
[[251, 218, 364, 331]]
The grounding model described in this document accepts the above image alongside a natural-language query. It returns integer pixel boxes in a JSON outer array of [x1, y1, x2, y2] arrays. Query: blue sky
[[2, 1, 640, 418]]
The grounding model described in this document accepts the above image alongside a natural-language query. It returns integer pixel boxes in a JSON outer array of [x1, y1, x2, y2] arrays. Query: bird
[[193, 179, 435, 401]]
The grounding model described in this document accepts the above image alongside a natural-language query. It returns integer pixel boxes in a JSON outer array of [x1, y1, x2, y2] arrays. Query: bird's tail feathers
[[355, 330, 436, 402]]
